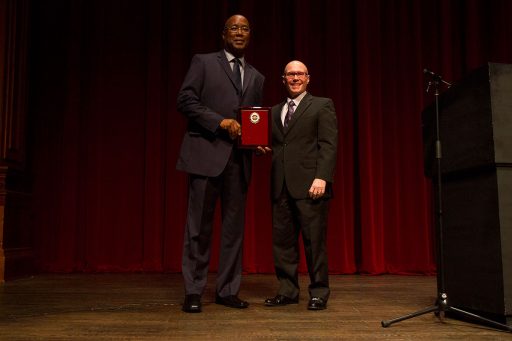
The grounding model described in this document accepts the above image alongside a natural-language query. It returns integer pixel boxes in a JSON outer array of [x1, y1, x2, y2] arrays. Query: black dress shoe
[[182, 294, 202, 313], [215, 295, 249, 309], [264, 294, 299, 306], [307, 297, 327, 310]]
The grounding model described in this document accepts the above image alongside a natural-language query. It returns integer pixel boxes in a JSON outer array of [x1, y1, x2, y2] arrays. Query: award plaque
[[237, 107, 271, 148]]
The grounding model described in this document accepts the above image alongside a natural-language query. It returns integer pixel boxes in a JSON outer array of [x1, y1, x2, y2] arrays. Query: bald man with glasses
[[258, 60, 338, 310]]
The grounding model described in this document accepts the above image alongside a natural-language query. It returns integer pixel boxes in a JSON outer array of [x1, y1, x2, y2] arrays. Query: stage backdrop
[[27, 0, 512, 275]]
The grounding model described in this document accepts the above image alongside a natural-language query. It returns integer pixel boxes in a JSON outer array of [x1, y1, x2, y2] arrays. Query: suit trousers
[[272, 185, 330, 300], [182, 149, 247, 297]]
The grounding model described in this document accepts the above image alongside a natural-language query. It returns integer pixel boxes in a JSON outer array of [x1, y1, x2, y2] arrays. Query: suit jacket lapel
[[286, 93, 312, 132], [217, 50, 239, 92], [242, 65, 254, 96], [274, 101, 286, 134]]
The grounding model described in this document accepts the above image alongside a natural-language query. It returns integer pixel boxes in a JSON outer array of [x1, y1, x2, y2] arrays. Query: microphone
[[423, 68, 440, 78], [423, 68, 452, 87]]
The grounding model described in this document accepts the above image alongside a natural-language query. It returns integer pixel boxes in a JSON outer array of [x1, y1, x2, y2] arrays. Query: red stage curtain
[[28, 0, 512, 275]]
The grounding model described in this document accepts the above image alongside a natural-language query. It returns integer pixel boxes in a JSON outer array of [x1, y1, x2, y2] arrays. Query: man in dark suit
[[259, 60, 338, 310], [176, 14, 264, 313]]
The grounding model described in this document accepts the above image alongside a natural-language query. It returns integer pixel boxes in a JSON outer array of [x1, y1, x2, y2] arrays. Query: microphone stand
[[381, 71, 512, 332]]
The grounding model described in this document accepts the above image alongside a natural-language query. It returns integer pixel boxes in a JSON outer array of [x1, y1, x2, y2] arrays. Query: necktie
[[284, 100, 295, 130], [232, 58, 242, 95]]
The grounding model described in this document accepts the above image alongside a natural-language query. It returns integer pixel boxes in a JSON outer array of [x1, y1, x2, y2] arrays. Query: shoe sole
[[264, 302, 299, 307], [307, 306, 327, 310], [182, 308, 202, 313], [215, 302, 249, 309]]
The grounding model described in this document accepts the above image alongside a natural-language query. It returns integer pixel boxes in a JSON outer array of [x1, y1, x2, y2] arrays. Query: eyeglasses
[[283, 72, 309, 79], [224, 25, 250, 33]]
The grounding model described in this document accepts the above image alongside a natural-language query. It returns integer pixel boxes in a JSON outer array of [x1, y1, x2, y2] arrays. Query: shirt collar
[[224, 50, 245, 68], [288, 91, 308, 106]]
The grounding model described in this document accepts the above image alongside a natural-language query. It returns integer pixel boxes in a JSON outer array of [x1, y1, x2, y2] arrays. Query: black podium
[[422, 63, 512, 326]]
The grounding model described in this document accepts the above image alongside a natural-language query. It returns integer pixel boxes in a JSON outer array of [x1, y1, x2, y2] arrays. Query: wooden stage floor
[[1, 273, 510, 340]]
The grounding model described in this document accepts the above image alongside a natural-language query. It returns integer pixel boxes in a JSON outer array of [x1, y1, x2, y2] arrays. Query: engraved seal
[[250, 112, 260, 124]]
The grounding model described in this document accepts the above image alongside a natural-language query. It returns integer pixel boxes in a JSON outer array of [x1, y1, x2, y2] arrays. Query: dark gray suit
[[177, 50, 264, 297], [270, 93, 338, 300]]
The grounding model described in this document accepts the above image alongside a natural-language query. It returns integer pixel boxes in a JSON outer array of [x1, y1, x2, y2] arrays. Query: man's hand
[[309, 178, 326, 200], [256, 146, 272, 155], [220, 119, 241, 139]]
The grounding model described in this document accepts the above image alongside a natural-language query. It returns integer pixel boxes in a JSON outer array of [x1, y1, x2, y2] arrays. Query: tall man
[[260, 60, 338, 310], [176, 14, 264, 313]]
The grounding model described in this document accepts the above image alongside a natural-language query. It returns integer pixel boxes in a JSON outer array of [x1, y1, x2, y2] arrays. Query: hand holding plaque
[[237, 107, 271, 148], [220, 118, 241, 139]]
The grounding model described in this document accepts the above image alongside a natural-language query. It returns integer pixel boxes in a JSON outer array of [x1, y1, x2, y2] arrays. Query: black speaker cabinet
[[423, 63, 512, 325]]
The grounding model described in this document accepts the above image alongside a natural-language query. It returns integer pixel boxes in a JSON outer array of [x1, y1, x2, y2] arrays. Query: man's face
[[283, 61, 310, 98], [222, 15, 251, 57]]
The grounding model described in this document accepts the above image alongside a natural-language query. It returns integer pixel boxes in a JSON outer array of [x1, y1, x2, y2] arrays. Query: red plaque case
[[237, 107, 271, 148]]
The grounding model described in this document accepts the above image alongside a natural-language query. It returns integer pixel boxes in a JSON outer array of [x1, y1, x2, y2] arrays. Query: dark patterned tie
[[232, 58, 242, 95], [284, 100, 295, 130]]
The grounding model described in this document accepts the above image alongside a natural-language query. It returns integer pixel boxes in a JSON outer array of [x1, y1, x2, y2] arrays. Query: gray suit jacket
[[271, 93, 338, 199], [176, 50, 265, 183]]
